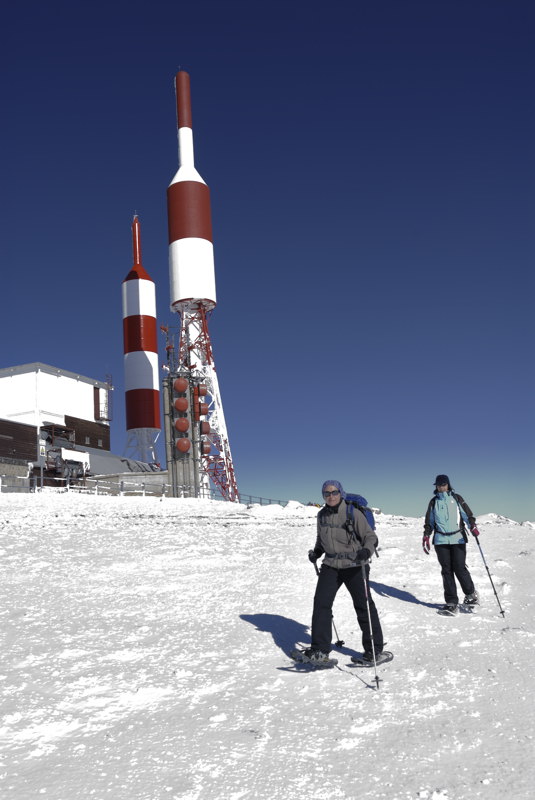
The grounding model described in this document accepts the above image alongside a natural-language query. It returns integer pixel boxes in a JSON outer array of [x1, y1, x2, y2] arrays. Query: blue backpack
[[345, 493, 376, 531]]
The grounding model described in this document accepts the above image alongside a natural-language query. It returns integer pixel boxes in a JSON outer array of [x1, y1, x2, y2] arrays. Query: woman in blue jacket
[[422, 474, 481, 615]]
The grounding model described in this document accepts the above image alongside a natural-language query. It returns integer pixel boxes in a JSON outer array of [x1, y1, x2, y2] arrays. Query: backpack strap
[[345, 502, 379, 558]]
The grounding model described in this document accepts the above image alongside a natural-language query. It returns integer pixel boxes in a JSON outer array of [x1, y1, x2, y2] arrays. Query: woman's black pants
[[434, 544, 475, 604]]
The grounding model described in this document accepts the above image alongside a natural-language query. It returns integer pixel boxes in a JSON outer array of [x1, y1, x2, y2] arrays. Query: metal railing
[[237, 493, 288, 507], [0, 473, 289, 507]]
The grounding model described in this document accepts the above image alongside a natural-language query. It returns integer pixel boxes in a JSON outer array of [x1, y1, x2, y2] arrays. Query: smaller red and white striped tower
[[167, 70, 238, 501], [122, 215, 161, 463]]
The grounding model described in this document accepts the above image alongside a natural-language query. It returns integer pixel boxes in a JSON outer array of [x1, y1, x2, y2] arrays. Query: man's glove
[[308, 549, 319, 563], [422, 535, 431, 554], [355, 548, 370, 562], [471, 526, 480, 537]]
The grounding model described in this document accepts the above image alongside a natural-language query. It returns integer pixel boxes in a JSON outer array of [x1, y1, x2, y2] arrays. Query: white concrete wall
[[0, 368, 102, 426]]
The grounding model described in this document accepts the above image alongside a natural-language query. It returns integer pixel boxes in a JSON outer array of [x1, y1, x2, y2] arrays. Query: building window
[[85, 437, 90, 445], [98, 439, 103, 448]]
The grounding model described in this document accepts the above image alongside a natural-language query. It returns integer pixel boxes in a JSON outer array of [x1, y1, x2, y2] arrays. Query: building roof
[[0, 363, 111, 389]]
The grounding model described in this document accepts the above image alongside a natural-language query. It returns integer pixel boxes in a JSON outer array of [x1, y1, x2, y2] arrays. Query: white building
[[0, 363, 112, 462]]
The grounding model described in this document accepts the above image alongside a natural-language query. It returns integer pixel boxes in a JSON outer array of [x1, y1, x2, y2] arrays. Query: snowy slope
[[0, 493, 533, 800]]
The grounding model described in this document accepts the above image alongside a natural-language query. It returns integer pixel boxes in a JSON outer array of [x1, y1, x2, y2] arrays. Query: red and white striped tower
[[122, 215, 161, 463], [167, 70, 238, 501]]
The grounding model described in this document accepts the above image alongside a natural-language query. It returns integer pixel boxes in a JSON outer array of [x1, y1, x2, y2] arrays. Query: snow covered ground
[[0, 492, 533, 800]]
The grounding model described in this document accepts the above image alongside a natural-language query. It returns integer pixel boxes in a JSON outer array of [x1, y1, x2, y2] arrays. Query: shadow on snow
[[369, 581, 440, 609], [240, 613, 360, 659], [240, 613, 382, 686], [240, 613, 310, 655]]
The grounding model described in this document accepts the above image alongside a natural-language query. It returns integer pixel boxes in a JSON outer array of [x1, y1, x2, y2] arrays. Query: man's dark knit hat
[[434, 474, 450, 486]]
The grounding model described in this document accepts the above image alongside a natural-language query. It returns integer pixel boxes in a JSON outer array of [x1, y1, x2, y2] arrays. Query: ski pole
[[474, 536, 506, 617], [313, 562, 345, 647], [361, 561, 380, 690]]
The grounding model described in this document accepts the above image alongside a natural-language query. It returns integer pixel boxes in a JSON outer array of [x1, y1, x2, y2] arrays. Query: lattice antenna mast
[[166, 71, 238, 501]]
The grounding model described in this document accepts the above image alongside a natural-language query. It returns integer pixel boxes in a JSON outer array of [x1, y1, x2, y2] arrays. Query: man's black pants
[[434, 544, 475, 604], [311, 563, 384, 655]]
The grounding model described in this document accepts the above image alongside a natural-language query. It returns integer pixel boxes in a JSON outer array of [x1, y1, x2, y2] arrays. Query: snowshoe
[[350, 650, 394, 667], [290, 648, 338, 668], [461, 591, 480, 612], [437, 604, 458, 616]]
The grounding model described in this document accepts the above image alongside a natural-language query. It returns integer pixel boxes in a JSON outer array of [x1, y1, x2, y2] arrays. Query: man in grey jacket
[[302, 479, 387, 665]]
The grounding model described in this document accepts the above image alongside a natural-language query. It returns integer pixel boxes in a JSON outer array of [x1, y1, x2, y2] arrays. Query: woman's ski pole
[[474, 536, 506, 617], [313, 562, 345, 647], [361, 562, 380, 690]]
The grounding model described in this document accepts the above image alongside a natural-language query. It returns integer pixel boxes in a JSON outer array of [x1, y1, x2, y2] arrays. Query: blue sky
[[2, 0, 534, 520]]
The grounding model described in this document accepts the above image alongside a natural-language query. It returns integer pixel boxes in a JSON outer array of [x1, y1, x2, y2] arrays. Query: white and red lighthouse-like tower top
[[168, 71, 216, 313], [167, 70, 238, 501], [122, 215, 161, 464]]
